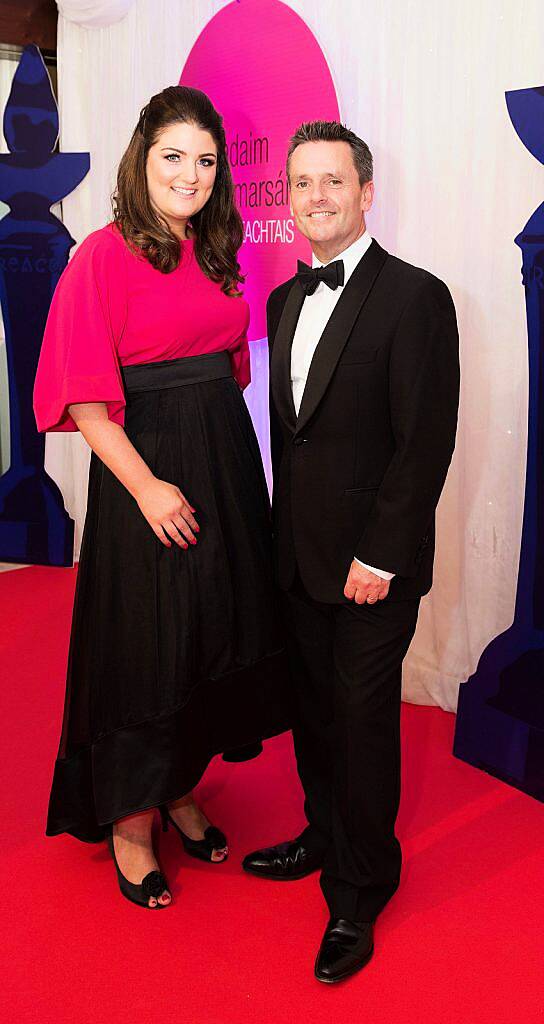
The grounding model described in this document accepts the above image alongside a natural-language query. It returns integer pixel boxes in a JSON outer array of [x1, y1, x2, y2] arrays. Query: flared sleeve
[[230, 303, 251, 391], [34, 227, 128, 432]]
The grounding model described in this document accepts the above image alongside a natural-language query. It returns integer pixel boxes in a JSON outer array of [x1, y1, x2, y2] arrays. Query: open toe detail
[[141, 871, 169, 901], [204, 826, 227, 851], [108, 835, 171, 909], [160, 807, 229, 863]]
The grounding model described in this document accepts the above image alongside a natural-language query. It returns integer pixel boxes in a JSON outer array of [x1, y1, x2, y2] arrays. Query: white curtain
[[48, 0, 543, 709], [57, 0, 137, 26]]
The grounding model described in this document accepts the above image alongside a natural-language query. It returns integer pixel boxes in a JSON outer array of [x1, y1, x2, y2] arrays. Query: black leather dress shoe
[[242, 838, 323, 880], [315, 918, 374, 983]]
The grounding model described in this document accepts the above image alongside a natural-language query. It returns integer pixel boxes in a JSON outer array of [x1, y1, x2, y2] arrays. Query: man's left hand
[[344, 561, 390, 605]]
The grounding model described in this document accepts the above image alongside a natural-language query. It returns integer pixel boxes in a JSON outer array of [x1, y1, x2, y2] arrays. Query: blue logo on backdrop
[[0, 45, 89, 566], [454, 86, 544, 800]]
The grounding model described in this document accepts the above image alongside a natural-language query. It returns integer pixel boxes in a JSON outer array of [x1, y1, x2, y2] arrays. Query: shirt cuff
[[354, 557, 395, 581]]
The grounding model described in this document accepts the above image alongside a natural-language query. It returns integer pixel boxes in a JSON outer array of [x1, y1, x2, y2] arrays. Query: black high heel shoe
[[159, 806, 228, 863], [107, 833, 171, 909]]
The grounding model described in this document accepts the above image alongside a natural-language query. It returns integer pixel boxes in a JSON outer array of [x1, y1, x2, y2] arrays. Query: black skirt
[[47, 352, 291, 842]]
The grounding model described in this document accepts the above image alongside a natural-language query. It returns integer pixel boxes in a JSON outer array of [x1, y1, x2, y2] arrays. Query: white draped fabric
[[48, 0, 543, 709], [56, 0, 137, 27]]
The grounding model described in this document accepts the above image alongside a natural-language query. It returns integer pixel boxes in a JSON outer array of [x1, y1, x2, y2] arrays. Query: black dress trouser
[[282, 569, 420, 923]]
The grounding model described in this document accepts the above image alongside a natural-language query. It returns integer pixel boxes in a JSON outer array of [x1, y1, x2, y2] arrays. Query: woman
[[33, 86, 289, 909]]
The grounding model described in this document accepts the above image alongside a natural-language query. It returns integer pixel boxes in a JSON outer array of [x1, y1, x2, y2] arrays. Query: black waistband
[[122, 351, 232, 395]]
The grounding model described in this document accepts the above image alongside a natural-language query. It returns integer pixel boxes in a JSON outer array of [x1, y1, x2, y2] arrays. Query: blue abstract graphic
[[454, 86, 544, 800], [0, 45, 89, 565]]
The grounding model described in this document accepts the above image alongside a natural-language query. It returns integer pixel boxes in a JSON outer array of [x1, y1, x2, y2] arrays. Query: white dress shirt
[[290, 231, 394, 582]]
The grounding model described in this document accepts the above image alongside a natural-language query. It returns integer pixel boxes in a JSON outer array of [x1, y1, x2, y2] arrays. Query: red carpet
[[2, 565, 543, 1024]]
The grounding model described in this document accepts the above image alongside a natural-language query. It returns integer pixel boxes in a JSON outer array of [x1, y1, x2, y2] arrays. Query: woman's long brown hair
[[112, 85, 244, 295]]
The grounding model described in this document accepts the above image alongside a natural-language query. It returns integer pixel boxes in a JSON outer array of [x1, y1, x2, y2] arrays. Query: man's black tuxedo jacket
[[267, 239, 460, 603]]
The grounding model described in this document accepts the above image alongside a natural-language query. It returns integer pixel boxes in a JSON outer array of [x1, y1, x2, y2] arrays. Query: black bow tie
[[296, 259, 345, 296]]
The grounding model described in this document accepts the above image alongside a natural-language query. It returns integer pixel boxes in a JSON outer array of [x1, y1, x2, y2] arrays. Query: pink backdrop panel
[[180, 0, 340, 340]]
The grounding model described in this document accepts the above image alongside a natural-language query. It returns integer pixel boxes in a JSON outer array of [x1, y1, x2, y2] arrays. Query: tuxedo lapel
[[269, 277, 305, 432], [295, 240, 388, 436]]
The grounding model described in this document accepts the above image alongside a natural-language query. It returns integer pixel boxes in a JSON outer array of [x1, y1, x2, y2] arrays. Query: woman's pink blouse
[[33, 223, 251, 432]]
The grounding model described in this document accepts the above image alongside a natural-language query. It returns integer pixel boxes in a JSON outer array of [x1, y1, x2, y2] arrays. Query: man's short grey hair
[[286, 121, 373, 187]]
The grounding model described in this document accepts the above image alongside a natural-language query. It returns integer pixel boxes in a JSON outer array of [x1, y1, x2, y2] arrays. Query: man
[[243, 121, 459, 983]]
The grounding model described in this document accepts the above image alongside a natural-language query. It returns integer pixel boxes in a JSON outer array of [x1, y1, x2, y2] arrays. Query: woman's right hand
[[135, 477, 199, 548], [64, 406, 199, 549]]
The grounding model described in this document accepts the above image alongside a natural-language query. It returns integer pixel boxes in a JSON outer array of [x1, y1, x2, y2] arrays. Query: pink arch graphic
[[180, 0, 340, 340]]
